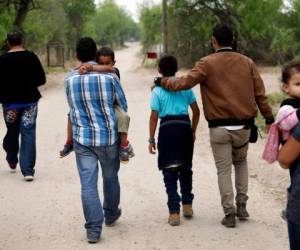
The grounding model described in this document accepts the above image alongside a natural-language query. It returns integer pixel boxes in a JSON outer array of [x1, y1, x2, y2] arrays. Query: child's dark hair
[[158, 55, 178, 77], [97, 47, 115, 61], [281, 61, 300, 84]]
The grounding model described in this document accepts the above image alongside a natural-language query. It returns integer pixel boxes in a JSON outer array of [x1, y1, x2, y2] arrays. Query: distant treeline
[[139, 0, 300, 66], [0, 0, 139, 56]]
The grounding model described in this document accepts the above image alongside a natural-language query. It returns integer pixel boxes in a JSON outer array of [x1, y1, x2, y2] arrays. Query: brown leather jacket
[[162, 49, 274, 127]]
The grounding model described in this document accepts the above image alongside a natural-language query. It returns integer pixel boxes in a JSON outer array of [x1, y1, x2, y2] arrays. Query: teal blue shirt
[[150, 86, 196, 118]]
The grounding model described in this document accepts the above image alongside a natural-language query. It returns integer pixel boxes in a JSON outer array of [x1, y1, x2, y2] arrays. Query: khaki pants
[[115, 105, 130, 134], [209, 127, 250, 215]]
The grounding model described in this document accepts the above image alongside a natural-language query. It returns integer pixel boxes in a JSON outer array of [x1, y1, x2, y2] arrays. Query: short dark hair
[[76, 37, 97, 63], [158, 55, 178, 77], [281, 61, 300, 84], [7, 31, 23, 46], [97, 47, 115, 61], [212, 23, 234, 47]]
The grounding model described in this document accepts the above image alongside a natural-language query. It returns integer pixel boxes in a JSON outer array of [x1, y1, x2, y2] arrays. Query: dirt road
[[0, 43, 289, 250]]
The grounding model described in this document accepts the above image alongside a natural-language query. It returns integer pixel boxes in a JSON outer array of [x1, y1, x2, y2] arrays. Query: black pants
[[162, 165, 194, 213]]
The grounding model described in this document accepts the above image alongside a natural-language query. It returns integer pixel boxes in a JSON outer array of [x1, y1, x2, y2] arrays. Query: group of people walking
[[0, 23, 299, 249]]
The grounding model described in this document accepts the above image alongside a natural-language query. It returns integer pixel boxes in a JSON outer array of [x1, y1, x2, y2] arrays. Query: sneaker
[[128, 143, 135, 158], [87, 234, 100, 244], [236, 204, 249, 220], [9, 163, 17, 173], [182, 204, 193, 218], [24, 175, 34, 182], [120, 146, 129, 163], [168, 213, 180, 226], [105, 209, 122, 227], [281, 208, 287, 222], [87, 238, 100, 244], [59, 143, 73, 158], [221, 213, 236, 228]]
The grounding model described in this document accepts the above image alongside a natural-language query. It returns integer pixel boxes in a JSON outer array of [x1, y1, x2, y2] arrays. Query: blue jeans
[[162, 165, 194, 213], [2, 104, 37, 176], [288, 220, 300, 250], [74, 140, 120, 238]]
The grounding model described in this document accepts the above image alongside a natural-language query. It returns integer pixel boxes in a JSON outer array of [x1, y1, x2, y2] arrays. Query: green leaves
[[139, 4, 162, 50], [84, 0, 138, 47]]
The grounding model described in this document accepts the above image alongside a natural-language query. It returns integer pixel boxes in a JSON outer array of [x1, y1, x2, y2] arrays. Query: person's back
[[193, 50, 271, 126], [157, 23, 274, 228], [65, 68, 127, 146], [65, 37, 127, 243], [0, 31, 45, 180], [0, 50, 45, 104], [149, 55, 200, 226], [151, 86, 195, 118]]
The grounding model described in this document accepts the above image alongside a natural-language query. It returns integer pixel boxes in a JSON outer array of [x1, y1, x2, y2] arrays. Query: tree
[[84, 0, 138, 47], [139, 3, 162, 51]]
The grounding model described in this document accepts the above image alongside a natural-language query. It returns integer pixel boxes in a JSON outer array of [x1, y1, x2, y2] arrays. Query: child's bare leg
[[59, 117, 74, 158], [120, 132, 129, 147], [66, 117, 73, 144]]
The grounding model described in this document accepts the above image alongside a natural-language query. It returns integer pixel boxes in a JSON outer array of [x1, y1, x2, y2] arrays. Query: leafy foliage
[[0, 0, 138, 56], [140, 0, 300, 66]]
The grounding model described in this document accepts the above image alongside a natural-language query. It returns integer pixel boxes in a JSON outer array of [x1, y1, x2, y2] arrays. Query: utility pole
[[162, 0, 168, 54]]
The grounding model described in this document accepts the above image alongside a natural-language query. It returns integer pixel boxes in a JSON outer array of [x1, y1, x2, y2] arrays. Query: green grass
[[256, 92, 287, 132]]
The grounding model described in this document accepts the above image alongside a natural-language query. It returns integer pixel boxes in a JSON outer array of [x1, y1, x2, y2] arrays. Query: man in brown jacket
[[157, 23, 274, 228]]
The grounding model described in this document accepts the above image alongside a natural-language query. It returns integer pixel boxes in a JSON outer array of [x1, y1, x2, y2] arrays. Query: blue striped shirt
[[65, 64, 127, 146]]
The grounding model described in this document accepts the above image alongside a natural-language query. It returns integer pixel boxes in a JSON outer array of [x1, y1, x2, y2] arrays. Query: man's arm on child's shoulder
[[113, 77, 128, 112], [149, 110, 159, 154], [190, 101, 200, 140]]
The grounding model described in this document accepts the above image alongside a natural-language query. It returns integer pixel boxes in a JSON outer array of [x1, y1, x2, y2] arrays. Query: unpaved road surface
[[0, 43, 289, 250]]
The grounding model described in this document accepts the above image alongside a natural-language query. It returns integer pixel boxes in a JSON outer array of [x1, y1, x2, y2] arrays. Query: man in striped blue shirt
[[65, 37, 127, 243]]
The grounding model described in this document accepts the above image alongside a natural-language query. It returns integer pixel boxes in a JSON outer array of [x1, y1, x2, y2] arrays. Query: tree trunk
[[13, 0, 32, 31]]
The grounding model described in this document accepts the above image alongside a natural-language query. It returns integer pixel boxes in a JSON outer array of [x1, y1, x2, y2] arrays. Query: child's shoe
[[128, 143, 135, 158], [281, 208, 287, 221], [120, 146, 129, 164], [168, 213, 180, 226], [59, 143, 73, 158], [182, 204, 193, 218]]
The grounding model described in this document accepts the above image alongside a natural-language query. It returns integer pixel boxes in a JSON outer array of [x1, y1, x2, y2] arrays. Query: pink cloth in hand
[[262, 105, 298, 164]]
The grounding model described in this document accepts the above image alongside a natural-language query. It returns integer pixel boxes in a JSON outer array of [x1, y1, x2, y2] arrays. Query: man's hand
[[148, 143, 156, 154], [154, 77, 162, 86]]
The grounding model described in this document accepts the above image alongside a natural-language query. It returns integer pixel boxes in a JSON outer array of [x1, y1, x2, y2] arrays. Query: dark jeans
[[162, 165, 194, 213], [288, 220, 300, 250], [2, 104, 38, 176]]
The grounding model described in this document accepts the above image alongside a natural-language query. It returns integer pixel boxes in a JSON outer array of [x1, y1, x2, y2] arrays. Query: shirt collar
[[216, 47, 233, 53]]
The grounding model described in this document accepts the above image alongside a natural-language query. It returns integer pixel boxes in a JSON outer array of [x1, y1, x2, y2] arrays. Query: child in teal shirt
[[148, 55, 200, 226]]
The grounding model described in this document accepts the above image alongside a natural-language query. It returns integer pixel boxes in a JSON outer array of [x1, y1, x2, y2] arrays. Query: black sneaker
[[59, 143, 73, 158], [105, 209, 122, 227], [236, 204, 249, 220], [221, 213, 236, 228], [86, 233, 100, 244]]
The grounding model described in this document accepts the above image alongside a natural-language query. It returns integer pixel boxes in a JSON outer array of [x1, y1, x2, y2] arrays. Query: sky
[[95, 0, 161, 21]]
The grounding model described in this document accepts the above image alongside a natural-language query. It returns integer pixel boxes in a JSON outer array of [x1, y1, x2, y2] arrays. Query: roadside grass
[[256, 92, 287, 133]]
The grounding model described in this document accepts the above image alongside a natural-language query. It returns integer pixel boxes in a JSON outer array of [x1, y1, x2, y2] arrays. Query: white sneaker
[[24, 176, 34, 182]]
